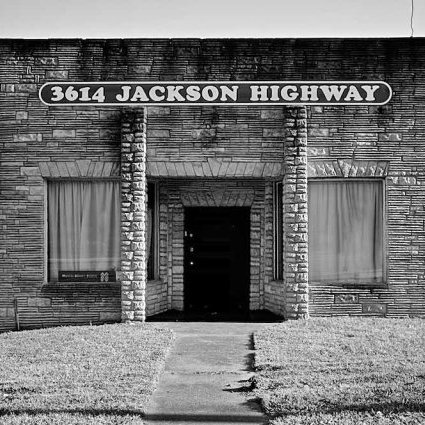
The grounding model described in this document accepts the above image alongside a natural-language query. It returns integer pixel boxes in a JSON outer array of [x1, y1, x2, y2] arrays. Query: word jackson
[[39, 82, 392, 106]]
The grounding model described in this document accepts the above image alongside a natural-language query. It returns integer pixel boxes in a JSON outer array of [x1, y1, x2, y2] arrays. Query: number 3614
[[50, 86, 105, 103]]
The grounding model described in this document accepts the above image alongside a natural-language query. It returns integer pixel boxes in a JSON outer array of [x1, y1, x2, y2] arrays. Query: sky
[[0, 0, 424, 39]]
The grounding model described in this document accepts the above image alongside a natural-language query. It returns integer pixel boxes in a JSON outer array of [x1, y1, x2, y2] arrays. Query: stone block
[[21, 167, 40, 176], [131, 203, 145, 212], [133, 261, 145, 270], [35, 57, 58, 65], [133, 301, 146, 311], [16, 111, 28, 120], [121, 271, 134, 280], [100, 312, 120, 321], [260, 109, 282, 119], [122, 251, 134, 260], [123, 212, 134, 221], [296, 294, 308, 303], [122, 291, 134, 301], [131, 143, 146, 153], [14, 133, 42, 142], [53, 129, 76, 138], [335, 294, 359, 304], [29, 186, 44, 196], [362, 303, 387, 315], [336, 159, 351, 177], [295, 273, 308, 282], [66, 162, 80, 177], [123, 193, 134, 202], [76, 160, 91, 176], [307, 163, 317, 177], [379, 133, 402, 142], [28, 298, 51, 307], [122, 311, 135, 321], [398, 176, 417, 185], [133, 281, 146, 290], [308, 128, 329, 137], [0, 308, 11, 317], [132, 182, 144, 190], [46, 70, 69, 79], [295, 214, 308, 224], [16, 84, 37, 92]]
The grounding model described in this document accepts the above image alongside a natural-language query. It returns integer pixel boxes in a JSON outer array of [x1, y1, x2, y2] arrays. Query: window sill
[[43, 279, 163, 288], [309, 281, 387, 289], [43, 281, 121, 287]]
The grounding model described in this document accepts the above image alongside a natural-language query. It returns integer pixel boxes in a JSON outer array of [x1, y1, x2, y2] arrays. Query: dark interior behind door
[[184, 207, 250, 315]]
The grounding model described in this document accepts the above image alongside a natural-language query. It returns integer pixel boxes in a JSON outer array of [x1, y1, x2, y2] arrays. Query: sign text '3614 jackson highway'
[[39, 81, 392, 106]]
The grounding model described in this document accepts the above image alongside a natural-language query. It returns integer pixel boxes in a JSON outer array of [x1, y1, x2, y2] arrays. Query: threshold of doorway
[[146, 309, 284, 323]]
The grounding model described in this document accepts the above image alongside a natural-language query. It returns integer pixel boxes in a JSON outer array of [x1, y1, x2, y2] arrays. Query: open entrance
[[184, 207, 250, 318]]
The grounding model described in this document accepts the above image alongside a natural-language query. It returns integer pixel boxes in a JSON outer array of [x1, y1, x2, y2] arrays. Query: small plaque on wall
[[58, 271, 116, 282]]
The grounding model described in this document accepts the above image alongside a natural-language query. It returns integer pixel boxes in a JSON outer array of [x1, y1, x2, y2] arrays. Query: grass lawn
[[254, 318, 425, 425], [0, 323, 174, 424]]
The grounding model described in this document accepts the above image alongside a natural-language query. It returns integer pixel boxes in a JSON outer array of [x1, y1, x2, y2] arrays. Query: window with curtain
[[48, 180, 121, 281], [308, 180, 384, 284], [48, 180, 157, 282]]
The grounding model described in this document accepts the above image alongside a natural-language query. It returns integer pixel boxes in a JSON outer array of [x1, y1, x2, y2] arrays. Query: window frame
[[147, 180, 160, 281], [44, 177, 121, 284], [272, 180, 283, 281], [307, 177, 387, 288]]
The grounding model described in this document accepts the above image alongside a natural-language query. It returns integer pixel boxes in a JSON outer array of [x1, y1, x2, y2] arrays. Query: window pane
[[308, 180, 384, 283], [48, 181, 120, 281]]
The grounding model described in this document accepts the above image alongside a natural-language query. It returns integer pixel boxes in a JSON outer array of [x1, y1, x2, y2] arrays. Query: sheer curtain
[[48, 181, 120, 281], [308, 180, 383, 283]]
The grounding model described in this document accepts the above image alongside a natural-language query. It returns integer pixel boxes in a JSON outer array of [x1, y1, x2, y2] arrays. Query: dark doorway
[[184, 207, 250, 318]]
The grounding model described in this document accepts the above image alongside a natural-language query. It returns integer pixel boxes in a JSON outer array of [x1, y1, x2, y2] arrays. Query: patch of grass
[[254, 318, 425, 425], [0, 323, 174, 424]]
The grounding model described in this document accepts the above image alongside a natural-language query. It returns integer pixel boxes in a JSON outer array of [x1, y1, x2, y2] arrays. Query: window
[[273, 181, 283, 280], [308, 180, 384, 284], [48, 180, 121, 281], [48, 180, 157, 282]]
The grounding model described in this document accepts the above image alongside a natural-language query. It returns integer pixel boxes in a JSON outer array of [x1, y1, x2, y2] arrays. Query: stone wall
[[307, 73, 425, 317], [264, 280, 285, 316], [146, 280, 168, 316], [120, 109, 148, 322], [282, 107, 308, 319]]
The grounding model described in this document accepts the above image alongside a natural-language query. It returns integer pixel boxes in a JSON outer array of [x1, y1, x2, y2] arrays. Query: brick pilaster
[[120, 108, 147, 322], [283, 107, 309, 319]]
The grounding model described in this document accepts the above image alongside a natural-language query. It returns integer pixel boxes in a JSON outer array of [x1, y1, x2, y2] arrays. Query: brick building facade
[[1, 38, 424, 331]]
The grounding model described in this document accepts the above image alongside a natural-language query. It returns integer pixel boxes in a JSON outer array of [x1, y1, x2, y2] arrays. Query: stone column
[[120, 108, 148, 322], [283, 107, 309, 319]]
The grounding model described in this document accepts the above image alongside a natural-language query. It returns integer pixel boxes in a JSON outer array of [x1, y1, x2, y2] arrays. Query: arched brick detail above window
[[307, 159, 389, 178], [38, 161, 120, 178], [180, 188, 255, 207], [146, 161, 283, 178]]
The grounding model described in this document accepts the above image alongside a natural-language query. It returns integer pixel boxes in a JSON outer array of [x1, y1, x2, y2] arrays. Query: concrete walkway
[[144, 322, 269, 425]]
